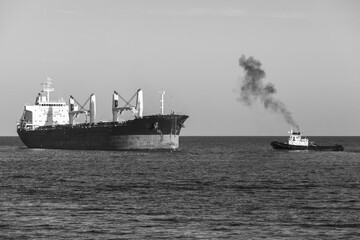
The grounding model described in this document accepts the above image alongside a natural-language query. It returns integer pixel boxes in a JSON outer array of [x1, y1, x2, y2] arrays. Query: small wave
[[150, 217, 186, 224], [344, 149, 360, 153], [211, 227, 231, 232], [299, 223, 360, 229], [12, 174, 31, 179], [82, 229, 107, 234], [80, 207, 106, 211]]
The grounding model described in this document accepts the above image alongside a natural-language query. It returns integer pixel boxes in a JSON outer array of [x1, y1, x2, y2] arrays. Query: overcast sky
[[1, 0, 360, 136]]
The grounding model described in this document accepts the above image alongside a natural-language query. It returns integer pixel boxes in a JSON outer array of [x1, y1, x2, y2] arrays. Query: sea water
[[1, 136, 360, 239]]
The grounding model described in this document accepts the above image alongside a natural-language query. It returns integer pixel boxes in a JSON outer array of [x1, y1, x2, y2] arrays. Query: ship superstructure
[[19, 78, 69, 130], [17, 79, 188, 150], [288, 129, 309, 146]]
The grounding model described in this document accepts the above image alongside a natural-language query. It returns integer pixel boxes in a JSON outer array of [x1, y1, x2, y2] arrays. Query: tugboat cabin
[[288, 129, 309, 146]]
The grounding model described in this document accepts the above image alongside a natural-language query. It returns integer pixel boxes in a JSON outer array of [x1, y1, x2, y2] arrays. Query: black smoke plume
[[238, 55, 299, 131]]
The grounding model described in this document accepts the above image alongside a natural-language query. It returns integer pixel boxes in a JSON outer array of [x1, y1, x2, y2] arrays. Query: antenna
[[41, 77, 54, 102], [160, 91, 165, 115]]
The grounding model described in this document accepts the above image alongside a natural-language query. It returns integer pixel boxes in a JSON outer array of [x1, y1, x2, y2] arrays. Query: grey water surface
[[1, 136, 360, 239]]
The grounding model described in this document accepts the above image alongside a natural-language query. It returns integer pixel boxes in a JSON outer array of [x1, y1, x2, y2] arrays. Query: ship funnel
[[90, 93, 96, 124]]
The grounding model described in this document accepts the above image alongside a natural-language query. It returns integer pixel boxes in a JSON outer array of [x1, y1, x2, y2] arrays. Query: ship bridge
[[19, 78, 69, 130]]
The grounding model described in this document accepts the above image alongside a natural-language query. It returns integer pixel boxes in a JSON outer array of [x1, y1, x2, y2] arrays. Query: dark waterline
[[1, 136, 360, 239]]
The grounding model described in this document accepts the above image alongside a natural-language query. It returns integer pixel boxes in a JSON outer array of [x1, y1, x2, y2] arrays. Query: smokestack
[[238, 55, 299, 131]]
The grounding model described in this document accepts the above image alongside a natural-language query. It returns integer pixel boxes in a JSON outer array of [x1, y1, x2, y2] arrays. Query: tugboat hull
[[271, 141, 344, 151]]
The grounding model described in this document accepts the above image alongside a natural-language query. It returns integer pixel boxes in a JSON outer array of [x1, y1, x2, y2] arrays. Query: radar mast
[[41, 77, 54, 102]]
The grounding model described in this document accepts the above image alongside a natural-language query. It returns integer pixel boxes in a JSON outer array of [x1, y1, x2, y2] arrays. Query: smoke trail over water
[[238, 55, 299, 130]]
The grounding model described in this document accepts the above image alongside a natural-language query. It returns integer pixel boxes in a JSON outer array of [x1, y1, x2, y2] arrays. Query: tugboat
[[271, 129, 344, 151]]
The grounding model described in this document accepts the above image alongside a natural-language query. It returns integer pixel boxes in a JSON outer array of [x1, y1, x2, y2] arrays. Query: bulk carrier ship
[[17, 79, 188, 150]]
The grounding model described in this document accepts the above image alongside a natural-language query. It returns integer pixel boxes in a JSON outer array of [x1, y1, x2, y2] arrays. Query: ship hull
[[17, 115, 188, 150], [271, 141, 344, 151]]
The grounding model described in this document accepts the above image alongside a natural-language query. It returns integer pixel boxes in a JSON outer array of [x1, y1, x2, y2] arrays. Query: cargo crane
[[112, 89, 143, 122], [69, 94, 96, 125]]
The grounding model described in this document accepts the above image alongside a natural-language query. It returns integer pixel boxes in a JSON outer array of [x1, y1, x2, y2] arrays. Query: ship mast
[[41, 77, 54, 102], [160, 91, 165, 115]]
